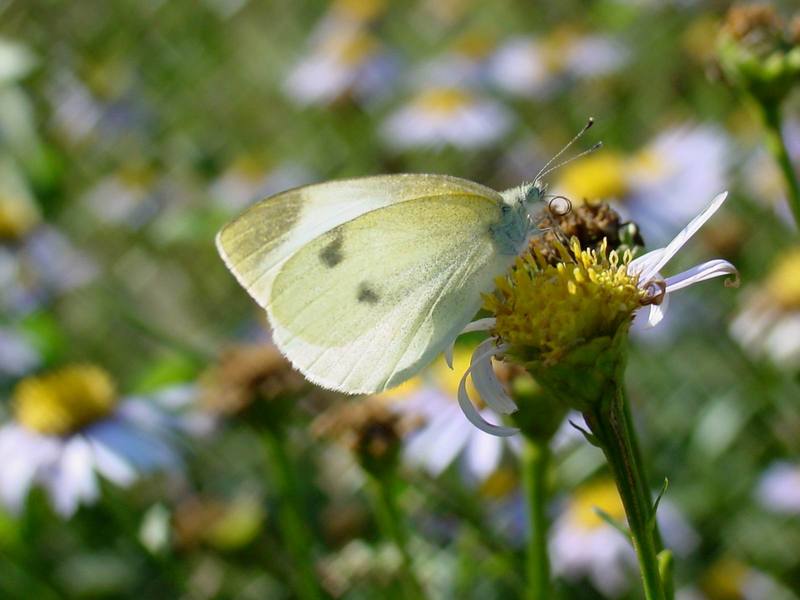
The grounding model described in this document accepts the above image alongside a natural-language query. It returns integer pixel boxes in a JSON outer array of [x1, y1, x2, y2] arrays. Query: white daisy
[[387, 347, 518, 481], [756, 461, 800, 514], [489, 31, 627, 99], [556, 124, 732, 245], [456, 191, 737, 436], [550, 478, 698, 596], [381, 86, 512, 151], [0, 365, 199, 517], [284, 24, 398, 107], [209, 157, 313, 213], [0, 327, 40, 378], [730, 247, 800, 370], [0, 225, 97, 316]]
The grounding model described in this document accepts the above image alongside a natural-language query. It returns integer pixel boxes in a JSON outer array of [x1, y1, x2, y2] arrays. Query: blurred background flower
[[0, 1, 799, 598]]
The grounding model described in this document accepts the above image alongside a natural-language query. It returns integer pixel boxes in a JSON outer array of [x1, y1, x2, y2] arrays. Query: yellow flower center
[[479, 467, 519, 499], [331, 31, 379, 67], [333, 0, 386, 22], [415, 88, 472, 115], [702, 558, 749, 600], [766, 247, 800, 309], [0, 196, 40, 240], [485, 238, 645, 363], [557, 153, 629, 202], [567, 479, 626, 530], [13, 365, 118, 436]]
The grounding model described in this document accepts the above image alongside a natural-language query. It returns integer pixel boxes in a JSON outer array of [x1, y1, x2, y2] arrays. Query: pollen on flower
[[485, 237, 645, 363], [13, 365, 117, 436]]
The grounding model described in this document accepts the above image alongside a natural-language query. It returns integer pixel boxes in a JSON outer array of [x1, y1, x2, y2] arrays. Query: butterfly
[[216, 123, 597, 394]]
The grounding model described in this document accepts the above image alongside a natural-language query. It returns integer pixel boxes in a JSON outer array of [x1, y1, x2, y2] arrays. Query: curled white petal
[[647, 292, 669, 327], [470, 339, 517, 414], [457, 361, 518, 437], [444, 345, 454, 369], [444, 317, 497, 369], [628, 247, 666, 278], [635, 191, 728, 281], [663, 259, 738, 293]]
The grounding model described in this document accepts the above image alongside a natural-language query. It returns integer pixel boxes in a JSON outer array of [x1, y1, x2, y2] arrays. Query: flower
[[730, 247, 800, 369], [551, 478, 698, 596], [717, 4, 800, 106], [756, 461, 800, 514], [0, 37, 36, 85], [0, 327, 40, 378], [697, 557, 790, 600], [455, 192, 737, 435], [0, 225, 97, 316], [209, 157, 313, 213], [488, 30, 628, 99], [556, 124, 732, 245], [283, 22, 398, 107], [0, 365, 192, 517], [381, 86, 512, 150], [388, 346, 520, 480]]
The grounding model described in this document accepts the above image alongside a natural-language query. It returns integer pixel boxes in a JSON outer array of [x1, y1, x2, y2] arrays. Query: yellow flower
[[765, 247, 800, 309], [557, 153, 629, 202], [486, 237, 644, 364], [567, 479, 625, 530], [13, 365, 117, 436]]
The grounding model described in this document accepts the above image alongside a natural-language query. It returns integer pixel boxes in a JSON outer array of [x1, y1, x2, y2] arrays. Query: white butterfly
[[216, 125, 596, 394]]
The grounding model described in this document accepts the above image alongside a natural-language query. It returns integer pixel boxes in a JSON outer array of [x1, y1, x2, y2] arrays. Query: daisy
[[489, 31, 627, 99], [0, 327, 40, 379], [0, 365, 196, 517], [283, 24, 398, 107], [756, 461, 800, 514], [0, 224, 97, 316], [551, 478, 698, 596], [455, 191, 737, 435], [209, 156, 313, 214], [380, 86, 512, 151], [556, 124, 732, 245], [0, 37, 36, 85], [387, 346, 519, 481], [730, 247, 800, 370]]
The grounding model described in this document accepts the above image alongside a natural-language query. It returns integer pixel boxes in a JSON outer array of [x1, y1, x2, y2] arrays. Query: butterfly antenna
[[533, 117, 596, 183], [537, 141, 603, 180]]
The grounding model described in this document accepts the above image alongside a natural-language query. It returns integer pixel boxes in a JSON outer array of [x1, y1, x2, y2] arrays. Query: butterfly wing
[[216, 174, 499, 307], [267, 192, 516, 393]]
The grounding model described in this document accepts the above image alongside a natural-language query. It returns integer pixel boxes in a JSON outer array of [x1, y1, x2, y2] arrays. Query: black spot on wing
[[357, 282, 380, 304], [319, 234, 344, 267]]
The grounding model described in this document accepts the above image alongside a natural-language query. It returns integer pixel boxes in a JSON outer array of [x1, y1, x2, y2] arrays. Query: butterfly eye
[[501, 205, 511, 215]]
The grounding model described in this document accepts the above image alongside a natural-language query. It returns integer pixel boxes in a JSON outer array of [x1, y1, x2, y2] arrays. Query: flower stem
[[583, 384, 669, 600], [366, 472, 425, 599], [521, 437, 551, 600], [261, 431, 323, 600], [759, 101, 800, 229]]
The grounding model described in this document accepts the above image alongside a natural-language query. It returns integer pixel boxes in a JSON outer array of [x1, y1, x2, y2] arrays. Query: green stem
[[262, 431, 323, 600], [366, 473, 425, 600], [521, 437, 551, 600], [760, 101, 800, 229], [584, 384, 668, 600]]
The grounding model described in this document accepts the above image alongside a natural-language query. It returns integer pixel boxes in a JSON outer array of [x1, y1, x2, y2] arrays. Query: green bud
[[717, 4, 800, 105]]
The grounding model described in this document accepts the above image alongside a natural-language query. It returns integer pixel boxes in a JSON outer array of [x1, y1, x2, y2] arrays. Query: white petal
[[633, 191, 728, 281], [444, 318, 497, 369], [464, 428, 503, 479], [86, 435, 137, 487], [663, 259, 738, 293], [458, 368, 518, 437], [46, 436, 99, 517], [647, 293, 669, 328], [469, 339, 517, 414]]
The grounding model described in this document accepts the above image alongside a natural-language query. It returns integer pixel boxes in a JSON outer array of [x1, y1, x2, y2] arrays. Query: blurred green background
[[1, 0, 800, 598]]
